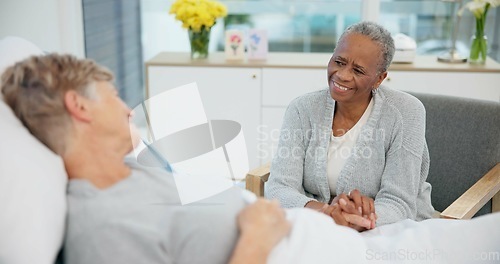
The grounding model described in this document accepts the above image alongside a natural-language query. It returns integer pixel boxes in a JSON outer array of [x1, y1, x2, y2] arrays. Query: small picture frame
[[225, 30, 244, 60], [248, 29, 268, 60]]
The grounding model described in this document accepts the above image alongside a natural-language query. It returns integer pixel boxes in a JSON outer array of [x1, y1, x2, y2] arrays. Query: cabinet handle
[[386, 77, 391, 82], [252, 74, 257, 79]]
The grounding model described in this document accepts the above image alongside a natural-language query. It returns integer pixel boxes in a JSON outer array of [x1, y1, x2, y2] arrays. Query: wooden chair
[[246, 93, 500, 220]]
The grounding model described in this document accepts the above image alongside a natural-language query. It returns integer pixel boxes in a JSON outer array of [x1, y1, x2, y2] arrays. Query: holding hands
[[327, 189, 377, 231], [307, 189, 377, 231]]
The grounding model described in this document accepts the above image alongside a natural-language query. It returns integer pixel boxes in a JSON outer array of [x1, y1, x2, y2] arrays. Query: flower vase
[[189, 28, 210, 59], [469, 19, 488, 65]]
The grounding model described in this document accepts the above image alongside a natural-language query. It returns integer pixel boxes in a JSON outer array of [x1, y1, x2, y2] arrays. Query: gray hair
[[1, 54, 113, 155], [337, 21, 395, 73]]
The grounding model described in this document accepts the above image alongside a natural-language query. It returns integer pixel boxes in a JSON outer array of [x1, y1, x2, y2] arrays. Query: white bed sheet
[[268, 208, 500, 264]]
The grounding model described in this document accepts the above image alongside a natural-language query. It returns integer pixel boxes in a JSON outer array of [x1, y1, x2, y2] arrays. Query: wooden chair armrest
[[245, 162, 271, 197], [440, 163, 500, 219]]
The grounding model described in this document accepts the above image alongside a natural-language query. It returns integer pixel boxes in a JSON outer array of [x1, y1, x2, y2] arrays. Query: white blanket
[[268, 208, 500, 264]]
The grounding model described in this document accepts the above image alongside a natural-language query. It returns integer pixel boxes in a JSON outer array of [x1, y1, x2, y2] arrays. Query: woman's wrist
[[304, 200, 327, 211], [229, 232, 271, 264]]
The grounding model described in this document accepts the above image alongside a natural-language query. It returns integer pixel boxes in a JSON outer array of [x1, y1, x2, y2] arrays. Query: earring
[[372, 87, 378, 94]]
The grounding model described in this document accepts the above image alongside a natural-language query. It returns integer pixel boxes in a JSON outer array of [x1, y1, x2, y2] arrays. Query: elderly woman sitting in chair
[[265, 21, 434, 231]]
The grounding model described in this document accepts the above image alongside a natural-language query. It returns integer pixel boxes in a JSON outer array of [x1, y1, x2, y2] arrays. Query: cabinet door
[[147, 66, 262, 168], [260, 107, 287, 165], [382, 71, 500, 102], [262, 68, 327, 107], [261, 68, 327, 165]]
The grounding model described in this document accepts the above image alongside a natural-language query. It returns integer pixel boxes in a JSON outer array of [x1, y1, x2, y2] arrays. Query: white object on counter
[[392, 33, 417, 63]]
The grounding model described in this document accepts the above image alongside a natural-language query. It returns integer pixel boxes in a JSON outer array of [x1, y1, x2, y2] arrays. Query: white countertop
[[147, 52, 500, 73]]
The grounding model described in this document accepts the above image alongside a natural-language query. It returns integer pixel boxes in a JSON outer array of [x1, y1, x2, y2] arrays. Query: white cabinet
[[147, 66, 262, 168], [260, 68, 327, 164], [147, 52, 500, 168], [262, 68, 327, 106], [260, 107, 286, 164], [382, 71, 500, 102]]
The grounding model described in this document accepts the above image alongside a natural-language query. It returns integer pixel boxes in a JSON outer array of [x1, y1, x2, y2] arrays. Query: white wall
[[0, 0, 85, 57]]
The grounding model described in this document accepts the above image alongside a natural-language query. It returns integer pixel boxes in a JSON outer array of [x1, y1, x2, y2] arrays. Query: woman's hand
[[328, 190, 377, 231], [319, 200, 373, 231], [346, 189, 377, 224], [230, 199, 291, 264], [330, 203, 372, 232], [332, 191, 377, 222], [237, 199, 291, 251], [306, 191, 376, 231]]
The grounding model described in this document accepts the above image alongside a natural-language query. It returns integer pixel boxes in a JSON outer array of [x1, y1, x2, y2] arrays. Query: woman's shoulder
[[288, 89, 330, 111], [378, 87, 425, 118], [377, 87, 427, 154]]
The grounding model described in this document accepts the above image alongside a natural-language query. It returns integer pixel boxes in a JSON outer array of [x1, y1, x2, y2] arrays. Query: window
[[379, 0, 499, 59], [141, 0, 499, 61], [83, 0, 144, 107], [221, 1, 363, 52]]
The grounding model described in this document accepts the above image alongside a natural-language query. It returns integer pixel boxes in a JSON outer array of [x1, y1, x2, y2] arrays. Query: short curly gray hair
[[337, 21, 395, 73]]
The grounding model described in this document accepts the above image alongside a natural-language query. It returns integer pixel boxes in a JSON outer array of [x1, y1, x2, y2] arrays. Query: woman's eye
[[354, 69, 364, 75], [335, 60, 344, 66]]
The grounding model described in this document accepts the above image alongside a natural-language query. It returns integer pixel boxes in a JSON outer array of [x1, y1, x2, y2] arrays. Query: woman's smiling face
[[327, 33, 387, 105]]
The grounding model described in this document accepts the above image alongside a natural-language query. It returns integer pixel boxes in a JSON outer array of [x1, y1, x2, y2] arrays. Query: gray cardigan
[[265, 87, 434, 226]]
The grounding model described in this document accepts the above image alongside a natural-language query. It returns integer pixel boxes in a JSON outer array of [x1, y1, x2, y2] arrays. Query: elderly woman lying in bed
[[2, 53, 499, 264]]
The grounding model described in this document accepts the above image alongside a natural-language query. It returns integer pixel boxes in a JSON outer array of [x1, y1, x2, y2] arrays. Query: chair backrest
[[411, 93, 500, 217]]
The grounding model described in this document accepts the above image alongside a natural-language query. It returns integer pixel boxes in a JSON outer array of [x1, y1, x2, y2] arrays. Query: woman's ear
[[64, 90, 92, 122], [375, 71, 388, 88]]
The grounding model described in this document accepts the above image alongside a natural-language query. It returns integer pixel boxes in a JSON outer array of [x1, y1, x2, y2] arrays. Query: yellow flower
[[169, 0, 228, 32]]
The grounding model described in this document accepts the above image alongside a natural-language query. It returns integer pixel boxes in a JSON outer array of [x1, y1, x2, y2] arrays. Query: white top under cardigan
[[327, 98, 374, 196], [265, 87, 434, 226]]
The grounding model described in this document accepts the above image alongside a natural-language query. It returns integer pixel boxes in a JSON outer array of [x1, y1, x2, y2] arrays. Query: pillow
[[0, 37, 67, 264], [0, 36, 43, 94]]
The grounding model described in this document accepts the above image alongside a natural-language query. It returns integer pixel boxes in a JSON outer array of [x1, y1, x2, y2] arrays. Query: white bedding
[[268, 208, 500, 264]]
